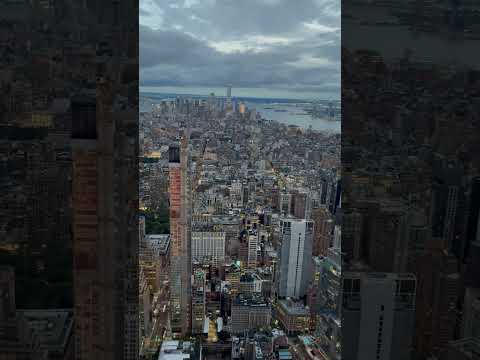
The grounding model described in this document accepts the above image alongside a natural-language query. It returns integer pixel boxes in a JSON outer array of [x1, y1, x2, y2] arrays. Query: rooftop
[[158, 340, 194, 360], [16, 309, 73, 351], [146, 234, 170, 254], [233, 294, 268, 307], [278, 299, 309, 316]]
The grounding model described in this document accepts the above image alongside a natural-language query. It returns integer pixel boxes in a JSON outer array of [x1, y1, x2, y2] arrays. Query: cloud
[[139, 8, 151, 16], [139, 0, 340, 97]]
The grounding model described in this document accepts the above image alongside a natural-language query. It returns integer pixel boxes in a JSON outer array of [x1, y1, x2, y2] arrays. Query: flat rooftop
[[278, 300, 309, 316], [158, 340, 194, 360], [146, 234, 170, 254], [16, 309, 73, 351]]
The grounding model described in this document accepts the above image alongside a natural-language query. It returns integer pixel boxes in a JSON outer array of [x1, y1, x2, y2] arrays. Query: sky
[[139, 0, 340, 100]]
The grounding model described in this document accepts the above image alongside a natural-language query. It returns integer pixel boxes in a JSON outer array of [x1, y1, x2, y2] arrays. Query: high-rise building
[[191, 231, 226, 267], [71, 86, 139, 360], [278, 217, 314, 299], [191, 268, 206, 335], [342, 272, 416, 360], [312, 207, 334, 256], [247, 233, 259, 269], [226, 85, 233, 111], [71, 94, 105, 360], [291, 190, 311, 219], [168, 135, 192, 336]]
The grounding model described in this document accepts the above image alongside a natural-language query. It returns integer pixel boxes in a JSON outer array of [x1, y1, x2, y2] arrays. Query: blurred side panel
[[342, 1, 480, 360]]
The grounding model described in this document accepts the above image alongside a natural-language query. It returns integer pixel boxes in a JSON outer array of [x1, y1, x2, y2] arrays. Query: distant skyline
[[140, 85, 339, 101], [140, 0, 340, 99]]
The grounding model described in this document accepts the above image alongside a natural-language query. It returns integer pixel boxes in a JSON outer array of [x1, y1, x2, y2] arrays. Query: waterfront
[[252, 102, 340, 133], [140, 92, 340, 133]]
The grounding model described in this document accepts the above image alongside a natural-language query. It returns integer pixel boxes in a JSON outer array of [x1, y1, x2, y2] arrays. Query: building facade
[[278, 217, 314, 299]]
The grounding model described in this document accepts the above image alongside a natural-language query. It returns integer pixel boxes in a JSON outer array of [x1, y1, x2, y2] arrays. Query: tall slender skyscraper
[[169, 134, 192, 336], [72, 79, 138, 360], [278, 217, 314, 299], [226, 84, 233, 111]]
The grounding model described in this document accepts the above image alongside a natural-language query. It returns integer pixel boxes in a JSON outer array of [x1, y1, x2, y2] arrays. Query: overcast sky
[[140, 0, 340, 99]]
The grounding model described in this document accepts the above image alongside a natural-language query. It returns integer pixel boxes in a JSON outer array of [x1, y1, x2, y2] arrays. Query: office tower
[[292, 190, 311, 219], [312, 207, 334, 256], [342, 272, 416, 360], [226, 84, 232, 111], [247, 233, 259, 269], [191, 268, 206, 335], [168, 135, 192, 336], [191, 231, 226, 267], [71, 83, 138, 360], [278, 217, 314, 299]]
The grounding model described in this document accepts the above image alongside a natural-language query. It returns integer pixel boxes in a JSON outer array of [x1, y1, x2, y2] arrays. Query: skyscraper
[[226, 84, 233, 111], [168, 134, 192, 336], [71, 81, 138, 360], [278, 217, 314, 299], [247, 233, 259, 269], [191, 268, 206, 335], [342, 272, 416, 360], [312, 207, 334, 256]]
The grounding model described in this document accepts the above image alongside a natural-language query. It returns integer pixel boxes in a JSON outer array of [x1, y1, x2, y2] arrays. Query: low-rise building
[[274, 299, 310, 336], [230, 294, 271, 334]]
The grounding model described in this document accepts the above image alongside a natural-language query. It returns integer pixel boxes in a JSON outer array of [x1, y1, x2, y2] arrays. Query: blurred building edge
[[71, 78, 139, 359], [0, 266, 74, 360]]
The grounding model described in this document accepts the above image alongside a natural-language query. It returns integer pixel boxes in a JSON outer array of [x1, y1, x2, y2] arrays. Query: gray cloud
[[140, 0, 340, 96], [139, 8, 151, 16]]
